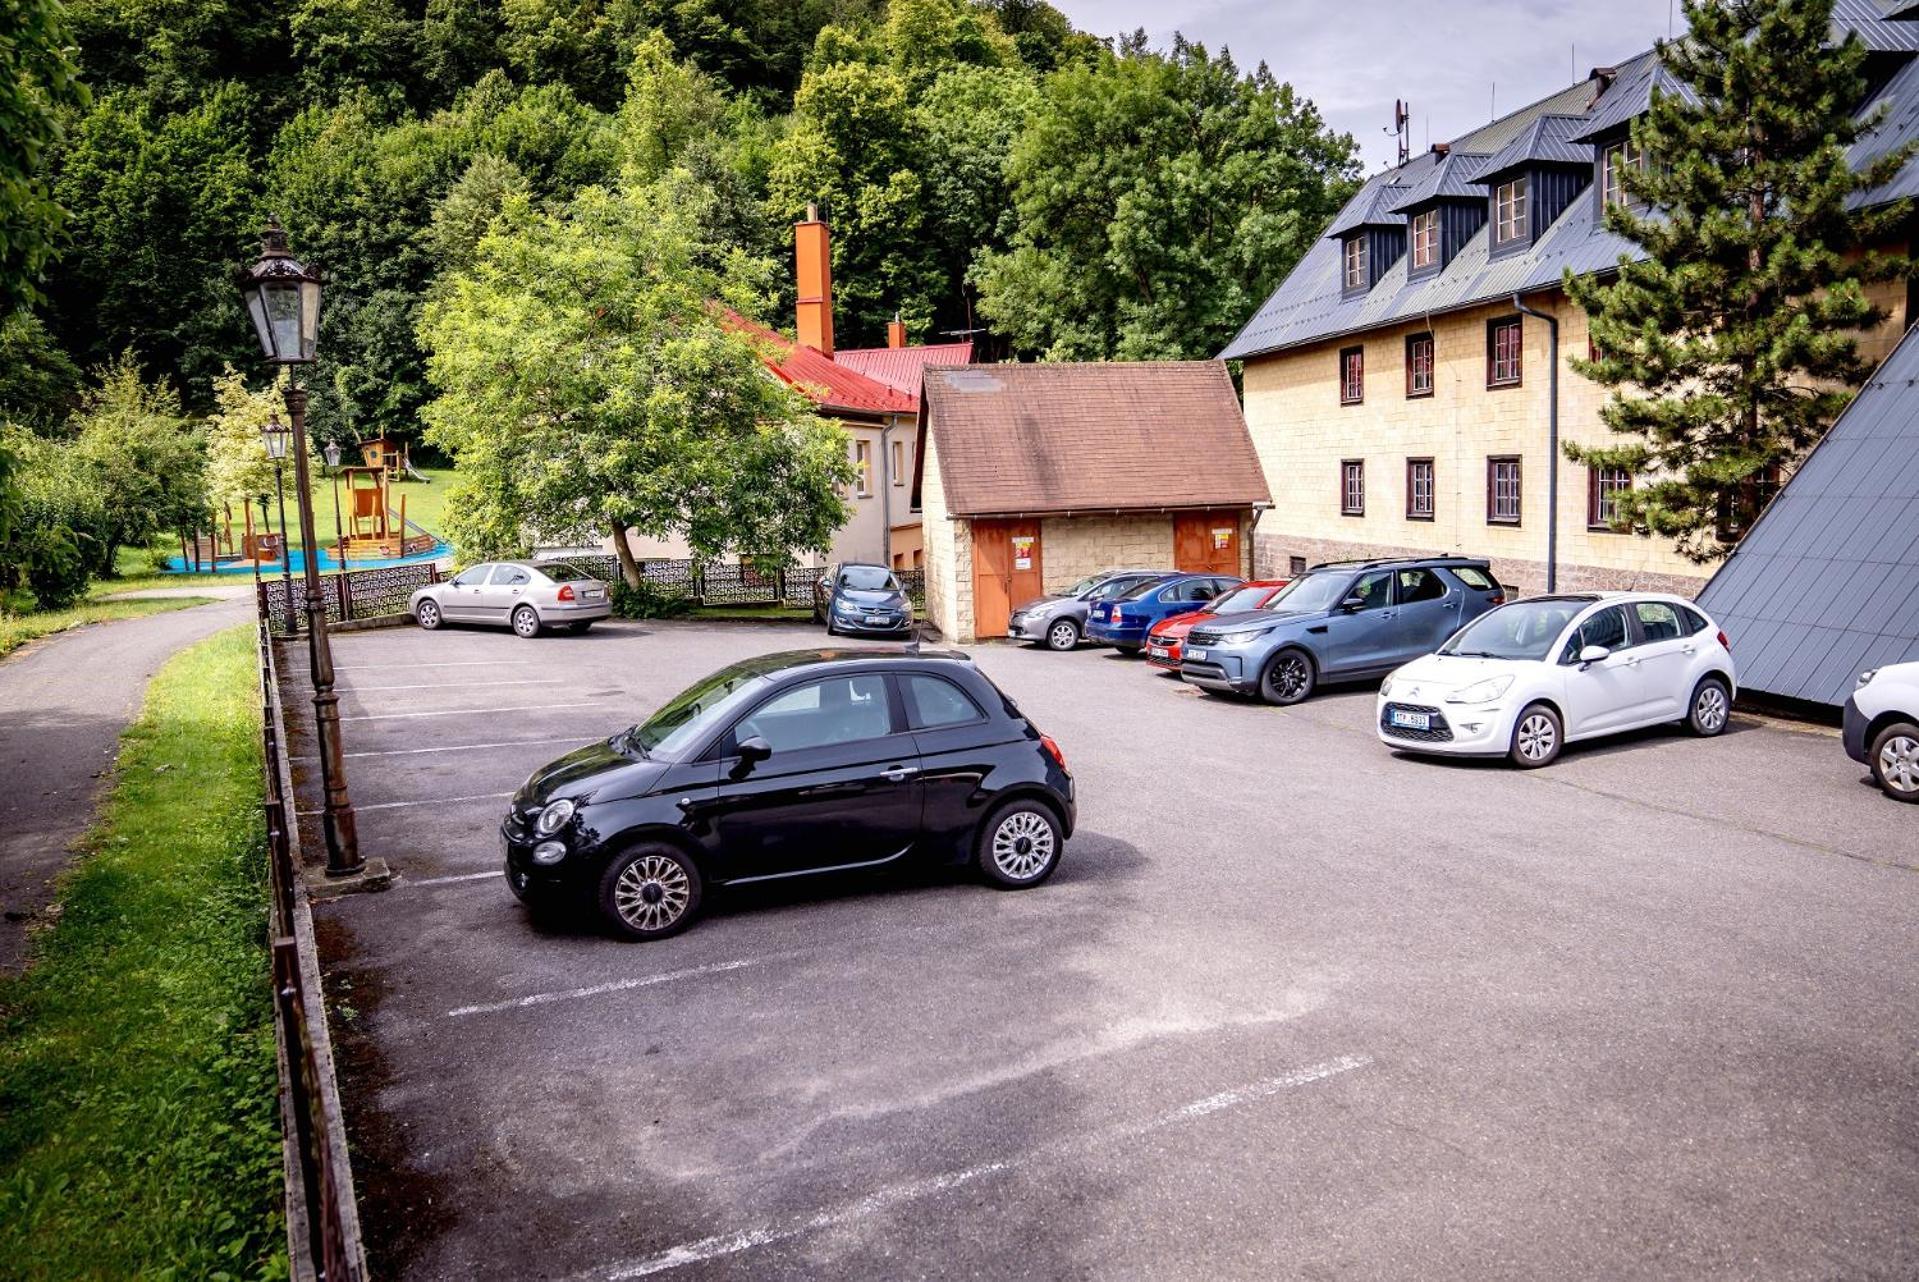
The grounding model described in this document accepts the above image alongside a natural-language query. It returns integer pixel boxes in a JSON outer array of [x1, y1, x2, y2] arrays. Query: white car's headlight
[[535, 798, 576, 835], [1446, 676, 1515, 705], [1217, 629, 1272, 647], [1379, 675, 1396, 698], [1858, 668, 1878, 688]]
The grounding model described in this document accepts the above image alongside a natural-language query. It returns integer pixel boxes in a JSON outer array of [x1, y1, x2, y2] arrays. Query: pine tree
[[1566, 0, 1914, 561]]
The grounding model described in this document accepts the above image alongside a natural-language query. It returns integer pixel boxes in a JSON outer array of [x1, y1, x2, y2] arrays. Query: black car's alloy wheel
[[1045, 619, 1080, 651], [598, 843, 703, 940], [1259, 650, 1315, 706], [976, 799, 1062, 889], [416, 599, 442, 630]]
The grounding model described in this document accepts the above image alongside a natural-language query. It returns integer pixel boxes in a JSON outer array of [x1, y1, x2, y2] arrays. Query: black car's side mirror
[[737, 735, 773, 763]]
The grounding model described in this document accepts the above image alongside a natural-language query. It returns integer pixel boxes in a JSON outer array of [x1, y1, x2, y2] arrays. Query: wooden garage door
[[972, 519, 1044, 638], [1173, 510, 1242, 576]]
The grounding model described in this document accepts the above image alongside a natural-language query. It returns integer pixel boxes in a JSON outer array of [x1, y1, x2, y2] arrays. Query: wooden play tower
[[332, 466, 436, 561]]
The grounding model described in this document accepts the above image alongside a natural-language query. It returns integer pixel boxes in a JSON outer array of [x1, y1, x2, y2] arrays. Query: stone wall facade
[[1239, 276, 1911, 601], [1039, 515, 1176, 594], [919, 432, 971, 641]]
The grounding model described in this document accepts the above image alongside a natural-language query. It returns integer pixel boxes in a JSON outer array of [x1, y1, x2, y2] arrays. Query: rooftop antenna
[[1391, 99, 1411, 166], [1490, 81, 1497, 120]]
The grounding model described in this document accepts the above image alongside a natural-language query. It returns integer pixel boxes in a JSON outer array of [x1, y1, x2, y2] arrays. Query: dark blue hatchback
[[1085, 572, 1244, 653]]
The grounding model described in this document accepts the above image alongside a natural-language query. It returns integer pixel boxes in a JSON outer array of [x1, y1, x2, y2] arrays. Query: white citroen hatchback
[[1377, 593, 1737, 768]]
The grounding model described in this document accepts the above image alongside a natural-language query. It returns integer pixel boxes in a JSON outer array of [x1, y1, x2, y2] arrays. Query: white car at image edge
[[1377, 592, 1737, 768], [1843, 660, 1919, 803]]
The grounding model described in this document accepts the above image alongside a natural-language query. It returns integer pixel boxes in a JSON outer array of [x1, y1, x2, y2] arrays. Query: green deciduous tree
[[418, 172, 851, 580], [0, 0, 90, 313], [202, 366, 297, 512], [66, 355, 207, 575], [974, 33, 1359, 361], [1566, 0, 1914, 560], [0, 312, 84, 430]]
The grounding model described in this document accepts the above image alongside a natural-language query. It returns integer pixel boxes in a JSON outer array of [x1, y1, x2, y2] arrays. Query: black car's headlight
[[535, 798, 576, 835]]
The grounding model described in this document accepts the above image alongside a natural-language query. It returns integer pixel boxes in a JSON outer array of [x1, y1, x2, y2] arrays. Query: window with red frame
[[1341, 460, 1365, 515], [1487, 317, 1522, 387], [1487, 455, 1522, 524], [1407, 458, 1435, 520], [1339, 346, 1364, 404], [1588, 466, 1631, 529], [1406, 332, 1434, 397]]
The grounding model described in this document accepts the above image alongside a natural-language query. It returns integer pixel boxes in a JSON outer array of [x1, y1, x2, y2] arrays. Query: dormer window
[[1342, 235, 1369, 291], [1410, 209, 1438, 270], [1601, 137, 1644, 206], [1493, 176, 1529, 246]]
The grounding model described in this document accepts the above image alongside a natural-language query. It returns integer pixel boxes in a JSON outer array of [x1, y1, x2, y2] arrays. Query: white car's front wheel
[[1509, 703, 1562, 769], [1870, 721, 1919, 803]]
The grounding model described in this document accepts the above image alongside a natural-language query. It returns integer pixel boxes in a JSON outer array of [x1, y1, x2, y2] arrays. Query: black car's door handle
[[880, 765, 919, 782]]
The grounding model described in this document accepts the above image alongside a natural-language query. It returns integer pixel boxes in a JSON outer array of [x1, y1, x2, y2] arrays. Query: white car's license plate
[[1148, 645, 1171, 658], [1390, 709, 1432, 731], [1186, 648, 1206, 662]]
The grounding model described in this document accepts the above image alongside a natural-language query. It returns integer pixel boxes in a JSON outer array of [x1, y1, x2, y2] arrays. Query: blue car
[[817, 562, 915, 637], [1085, 572, 1244, 653], [1180, 557, 1504, 704]]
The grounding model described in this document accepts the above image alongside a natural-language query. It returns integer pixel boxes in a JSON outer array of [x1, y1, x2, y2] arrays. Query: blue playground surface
[[165, 540, 452, 575]]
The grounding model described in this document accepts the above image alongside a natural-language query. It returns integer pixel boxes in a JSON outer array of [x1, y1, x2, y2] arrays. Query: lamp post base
[[307, 855, 394, 898]]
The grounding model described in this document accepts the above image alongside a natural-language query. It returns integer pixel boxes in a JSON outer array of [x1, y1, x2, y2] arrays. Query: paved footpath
[[0, 592, 251, 972]]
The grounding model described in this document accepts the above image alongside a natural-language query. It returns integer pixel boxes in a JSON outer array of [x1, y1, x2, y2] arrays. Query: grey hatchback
[[1180, 557, 1505, 704]]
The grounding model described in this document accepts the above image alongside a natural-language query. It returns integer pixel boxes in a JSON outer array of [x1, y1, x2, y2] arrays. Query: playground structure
[[358, 434, 434, 484], [333, 465, 438, 560], [174, 467, 437, 573]]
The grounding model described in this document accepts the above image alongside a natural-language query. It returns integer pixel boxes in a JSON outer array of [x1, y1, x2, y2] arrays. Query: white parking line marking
[[334, 659, 539, 669], [342, 679, 566, 692], [340, 701, 602, 722], [447, 954, 793, 1019], [297, 791, 513, 816], [293, 736, 589, 762], [409, 870, 502, 887], [584, 1054, 1373, 1279]]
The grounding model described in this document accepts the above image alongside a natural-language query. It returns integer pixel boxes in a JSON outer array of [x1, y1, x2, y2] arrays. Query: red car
[[1144, 580, 1290, 671]]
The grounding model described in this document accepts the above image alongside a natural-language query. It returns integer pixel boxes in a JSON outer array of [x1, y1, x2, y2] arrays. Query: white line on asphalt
[[333, 659, 538, 669], [297, 791, 513, 816], [342, 678, 567, 692], [408, 870, 502, 887], [446, 954, 795, 1019], [584, 1054, 1373, 1279], [339, 701, 603, 722], [293, 736, 589, 762]]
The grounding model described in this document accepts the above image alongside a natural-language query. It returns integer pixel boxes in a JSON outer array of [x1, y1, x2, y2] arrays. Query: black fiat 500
[[503, 649, 1075, 940]]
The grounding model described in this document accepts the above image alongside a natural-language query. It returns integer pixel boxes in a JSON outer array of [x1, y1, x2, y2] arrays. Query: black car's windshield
[[1260, 572, 1353, 614], [539, 563, 592, 582], [1210, 585, 1273, 613], [1441, 600, 1587, 660], [838, 566, 899, 592], [627, 669, 768, 758]]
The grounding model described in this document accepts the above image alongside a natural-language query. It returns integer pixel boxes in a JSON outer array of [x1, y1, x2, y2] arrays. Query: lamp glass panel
[[298, 280, 321, 360]]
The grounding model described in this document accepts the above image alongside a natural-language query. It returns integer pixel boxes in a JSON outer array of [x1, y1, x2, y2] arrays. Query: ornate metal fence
[[255, 614, 368, 1282], [260, 561, 442, 637], [533, 556, 926, 610]]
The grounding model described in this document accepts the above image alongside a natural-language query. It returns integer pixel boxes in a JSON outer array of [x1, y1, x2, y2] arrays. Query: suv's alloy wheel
[[1260, 651, 1315, 706]]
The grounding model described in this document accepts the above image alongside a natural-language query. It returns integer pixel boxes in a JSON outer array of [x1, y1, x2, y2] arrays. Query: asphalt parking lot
[[289, 618, 1918, 1280]]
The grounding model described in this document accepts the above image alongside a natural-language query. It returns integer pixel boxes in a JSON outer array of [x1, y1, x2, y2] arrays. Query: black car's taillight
[[1039, 734, 1067, 771]]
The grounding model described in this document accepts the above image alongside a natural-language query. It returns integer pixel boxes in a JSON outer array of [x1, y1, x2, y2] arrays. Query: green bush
[[609, 578, 692, 619]]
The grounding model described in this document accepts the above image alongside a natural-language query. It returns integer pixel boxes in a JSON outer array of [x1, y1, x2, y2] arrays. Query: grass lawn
[[689, 604, 817, 622], [230, 466, 454, 553], [0, 595, 219, 661], [0, 626, 285, 1278]]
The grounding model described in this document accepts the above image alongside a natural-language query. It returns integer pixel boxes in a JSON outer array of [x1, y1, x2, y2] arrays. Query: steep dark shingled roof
[[1695, 326, 1919, 707], [915, 362, 1270, 518]]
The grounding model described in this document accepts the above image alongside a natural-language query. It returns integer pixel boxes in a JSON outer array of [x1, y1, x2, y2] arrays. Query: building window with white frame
[[1407, 457, 1435, 520], [1341, 459, 1366, 516], [1602, 137, 1644, 207], [1343, 235, 1368, 290], [854, 439, 872, 497], [1589, 466, 1631, 529], [891, 438, 905, 486], [1410, 209, 1438, 270], [1493, 175, 1529, 246]]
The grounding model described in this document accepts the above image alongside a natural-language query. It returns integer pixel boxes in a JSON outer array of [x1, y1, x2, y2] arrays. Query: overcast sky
[[1048, 0, 1682, 171]]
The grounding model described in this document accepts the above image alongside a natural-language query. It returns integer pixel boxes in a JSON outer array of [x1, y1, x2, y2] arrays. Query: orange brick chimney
[[887, 310, 907, 349], [794, 202, 834, 356]]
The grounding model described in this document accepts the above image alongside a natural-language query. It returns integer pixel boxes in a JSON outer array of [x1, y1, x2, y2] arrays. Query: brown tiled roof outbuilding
[[914, 361, 1271, 518]]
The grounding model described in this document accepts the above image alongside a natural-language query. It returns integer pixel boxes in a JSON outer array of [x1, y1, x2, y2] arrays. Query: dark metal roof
[[1386, 150, 1493, 211], [1325, 181, 1419, 237], [1694, 326, 1919, 707], [1468, 114, 1598, 181], [1222, 13, 1919, 364]]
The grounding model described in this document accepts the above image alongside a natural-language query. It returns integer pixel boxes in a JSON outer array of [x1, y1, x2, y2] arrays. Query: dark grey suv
[[1180, 557, 1505, 705]]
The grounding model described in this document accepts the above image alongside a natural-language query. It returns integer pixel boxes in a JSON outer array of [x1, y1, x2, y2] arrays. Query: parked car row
[[1009, 557, 1744, 771]]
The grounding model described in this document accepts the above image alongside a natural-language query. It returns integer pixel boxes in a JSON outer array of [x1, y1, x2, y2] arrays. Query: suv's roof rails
[[1308, 555, 1490, 571]]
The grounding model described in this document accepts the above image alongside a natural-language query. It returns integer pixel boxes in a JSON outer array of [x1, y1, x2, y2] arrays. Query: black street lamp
[[242, 217, 362, 879], [261, 415, 299, 636]]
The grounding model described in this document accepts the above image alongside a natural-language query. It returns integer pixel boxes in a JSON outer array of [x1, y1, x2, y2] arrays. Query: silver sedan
[[409, 561, 611, 638]]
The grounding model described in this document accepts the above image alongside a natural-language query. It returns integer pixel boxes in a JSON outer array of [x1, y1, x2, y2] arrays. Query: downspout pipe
[[880, 418, 895, 568], [1511, 294, 1558, 593]]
